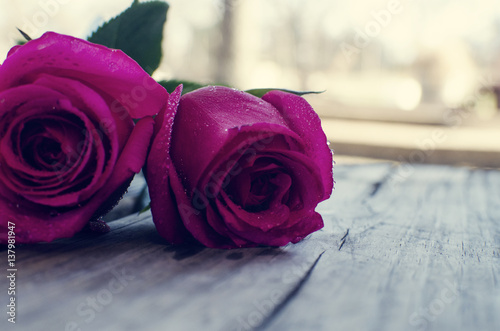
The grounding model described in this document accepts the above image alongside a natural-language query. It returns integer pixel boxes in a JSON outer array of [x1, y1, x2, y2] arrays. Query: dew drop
[[49, 210, 59, 217], [70, 39, 84, 53], [108, 62, 118, 72]]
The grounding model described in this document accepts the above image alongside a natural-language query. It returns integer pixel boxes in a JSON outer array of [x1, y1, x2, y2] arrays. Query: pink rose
[[0, 32, 168, 243], [146, 85, 333, 248]]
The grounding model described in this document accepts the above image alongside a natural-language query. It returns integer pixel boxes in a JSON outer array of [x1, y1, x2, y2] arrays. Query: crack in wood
[[12, 164, 500, 331], [338, 239, 346, 251], [370, 181, 383, 196], [255, 251, 325, 331], [340, 229, 350, 241], [339, 229, 350, 251], [368, 165, 399, 197]]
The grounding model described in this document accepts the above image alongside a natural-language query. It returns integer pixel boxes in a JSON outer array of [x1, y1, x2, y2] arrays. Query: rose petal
[[146, 85, 192, 244], [262, 90, 334, 200], [0, 116, 154, 243], [258, 150, 325, 213], [115, 117, 155, 175], [0, 94, 106, 207], [218, 187, 291, 231], [192, 123, 304, 202], [32, 74, 133, 152], [217, 199, 324, 246], [205, 206, 256, 247], [0, 73, 138, 206], [225, 157, 287, 210], [0, 32, 167, 119], [171, 86, 289, 193], [168, 164, 236, 248], [147, 85, 236, 248]]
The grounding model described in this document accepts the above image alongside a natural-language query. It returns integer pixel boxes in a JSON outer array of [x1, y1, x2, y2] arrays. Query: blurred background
[[1, 0, 499, 167]]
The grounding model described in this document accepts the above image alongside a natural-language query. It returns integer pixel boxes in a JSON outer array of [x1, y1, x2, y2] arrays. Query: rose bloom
[[146, 85, 333, 248], [0, 32, 167, 243]]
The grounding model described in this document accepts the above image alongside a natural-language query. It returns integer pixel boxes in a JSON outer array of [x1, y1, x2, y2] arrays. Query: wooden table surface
[[2, 163, 499, 331]]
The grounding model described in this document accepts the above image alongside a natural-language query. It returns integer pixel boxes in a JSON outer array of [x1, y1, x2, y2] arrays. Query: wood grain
[[264, 164, 500, 331], [2, 163, 499, 331]]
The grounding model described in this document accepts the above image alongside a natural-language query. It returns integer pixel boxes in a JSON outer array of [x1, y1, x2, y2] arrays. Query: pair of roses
[[0, 33, 333, 248]]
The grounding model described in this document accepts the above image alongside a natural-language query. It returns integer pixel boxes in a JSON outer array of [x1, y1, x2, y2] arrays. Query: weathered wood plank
[[7, 215, 336, 331], [262, 165, 500, 331], [2, 163, 499, 331], [2, 164, 388, 331]]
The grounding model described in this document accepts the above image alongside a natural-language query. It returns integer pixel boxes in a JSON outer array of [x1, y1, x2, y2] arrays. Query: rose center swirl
[[226, 157, 291, 213], [19, 115, 86, 172]]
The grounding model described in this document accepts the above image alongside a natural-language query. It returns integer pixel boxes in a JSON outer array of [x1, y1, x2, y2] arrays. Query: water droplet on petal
[[108, 62, 118, 72]]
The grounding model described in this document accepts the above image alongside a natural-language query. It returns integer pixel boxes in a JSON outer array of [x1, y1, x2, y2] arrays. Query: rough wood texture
[[2, 163, 499, 331]]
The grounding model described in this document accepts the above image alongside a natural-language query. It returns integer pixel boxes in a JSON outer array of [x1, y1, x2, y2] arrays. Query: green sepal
[[245, 88, 325, 98], [158, 80, 210, 94]]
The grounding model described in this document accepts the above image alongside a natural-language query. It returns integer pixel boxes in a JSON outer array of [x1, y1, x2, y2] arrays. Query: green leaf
[[139, 202, 151, 214], [158, 80, 210, 94], [88, 0, 169, 75], [245, 88, 325, 98], [17, 28, 32, 42]]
